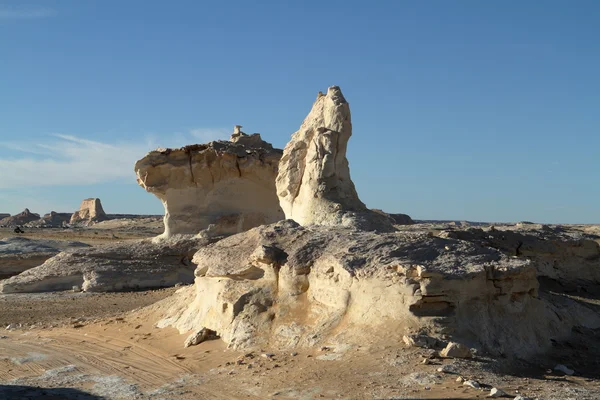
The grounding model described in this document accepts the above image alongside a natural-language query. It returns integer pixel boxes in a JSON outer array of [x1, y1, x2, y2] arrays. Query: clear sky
[[0, 1, 598, 223]]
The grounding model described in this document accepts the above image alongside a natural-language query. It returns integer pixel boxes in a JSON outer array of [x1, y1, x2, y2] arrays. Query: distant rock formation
[[70, 198, 108, 226], [0, 213, 9, 220], [372, 209, 414, 225], [135, 128, 284, 237], [26, 211, 72, 228], [276, 86, 395, 231], [0, 209, 40, 227]]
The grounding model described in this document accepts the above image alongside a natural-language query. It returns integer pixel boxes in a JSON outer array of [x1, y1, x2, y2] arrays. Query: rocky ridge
[[0, 209, 40, 227]]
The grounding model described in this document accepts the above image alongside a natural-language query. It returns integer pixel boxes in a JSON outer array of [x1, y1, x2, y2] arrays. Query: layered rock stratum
[[70, 198, 108, 226], [135, 129, 284, 237], [276, 86, 395, 231], [0, 209, 40, 227]]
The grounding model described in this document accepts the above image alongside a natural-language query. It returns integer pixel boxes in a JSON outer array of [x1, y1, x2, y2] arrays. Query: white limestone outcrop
[[156, 221, 600, 357], [0, 235, 212, 293], [0, 237, 90, 279], [135, 129, 284, 237], [70, 198, 108, 226], [276, 86, 395, 231]]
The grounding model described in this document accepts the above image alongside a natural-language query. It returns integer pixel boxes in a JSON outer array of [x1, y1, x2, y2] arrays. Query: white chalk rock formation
[[0, 237, 90, 279], [276, 86, 395, 231], [135, 129, 284, 237], [0, 236, 212, 293], [0, 209, 40, 227], [70, 198, 108, 226], [156, 220, 600, 357]]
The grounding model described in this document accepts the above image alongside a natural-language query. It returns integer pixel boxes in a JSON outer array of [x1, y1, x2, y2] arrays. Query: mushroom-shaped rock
[[275, 86, 394, 231], [70, 198, 108, 226], [135, 131, 284, 237]]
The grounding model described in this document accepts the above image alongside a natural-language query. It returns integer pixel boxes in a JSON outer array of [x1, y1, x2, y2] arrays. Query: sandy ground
[[1, 225, 600, 399], [0, 286, 599, 399]]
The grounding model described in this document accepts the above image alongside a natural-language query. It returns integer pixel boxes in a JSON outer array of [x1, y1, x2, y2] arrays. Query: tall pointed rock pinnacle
[[276, 86, 394, 231]]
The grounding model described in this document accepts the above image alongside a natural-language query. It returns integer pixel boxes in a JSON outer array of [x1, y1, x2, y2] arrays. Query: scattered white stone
[[402, 334, 438, 349], [261, 353, 275, 359], [554, 364, 574, 375], [437, 364, 455, 373], [422, 358, 432, 365], [463, 380, 480, 389], [456, 376, 464, 383], [440, 342, 473, 358], [183, 328, 214, 348], [5, 324, 15, 330], [488, 387, 507, 397], [72, 285, 81, 292]]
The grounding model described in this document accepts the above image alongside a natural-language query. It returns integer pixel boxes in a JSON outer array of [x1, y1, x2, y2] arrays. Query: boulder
[[135, 128, 284, 237], [275, 86, 395, 231], [0, 214, 9, 220], [0, 209, 40, 227], [0, 237, 90, 279], [0, 235, 213, 293], [156, 220, 600, 357], [70, 198, 108, 226], [26, 211, 72, 228]]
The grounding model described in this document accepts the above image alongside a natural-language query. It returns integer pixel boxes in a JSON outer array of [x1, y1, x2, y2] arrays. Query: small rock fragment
[[437, 364, 454, 373], [440, 342, 473, 359], [488, 387, 507, 397], [403, 334, 438, 349], [261, 353, 275, 359], [456, 376, 464, 383], [553, 364, 574, 375], [184, 327, 216, 348], [514, 396, 532, 400], [422, 358, 432, 365], [463, 380, 480, 389]]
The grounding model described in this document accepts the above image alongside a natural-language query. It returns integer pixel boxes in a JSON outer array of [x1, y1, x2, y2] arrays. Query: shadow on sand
[[0, 385, 104, 400]]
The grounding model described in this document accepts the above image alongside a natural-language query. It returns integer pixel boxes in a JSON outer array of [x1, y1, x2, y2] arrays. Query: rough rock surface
[[26, 211, 72, 228], [275, 86, 395, 231], [70, 198, 108, 226], [135, 129, 284, 237], [0, 237, 90, 279], [0, 213, 9, 220], [0, 209, 40, 227], [157, 220, 599, 357], [0, 236, 212, 293], [437, 226, 600, 285]]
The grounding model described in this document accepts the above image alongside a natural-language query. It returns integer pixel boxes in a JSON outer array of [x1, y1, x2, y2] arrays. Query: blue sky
[[0, 1, 598, 223]]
